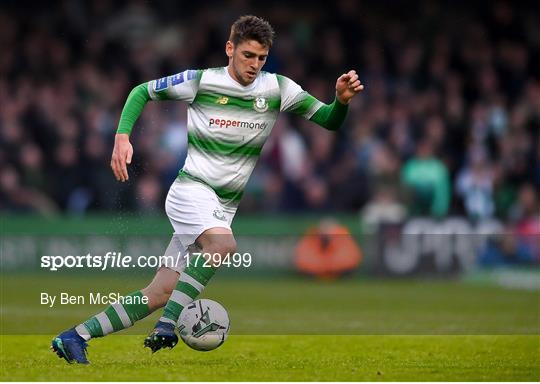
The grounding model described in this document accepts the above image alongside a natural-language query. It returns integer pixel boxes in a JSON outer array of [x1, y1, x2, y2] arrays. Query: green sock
[[76, 291, 150, 339], [159, 262, 217, 325]]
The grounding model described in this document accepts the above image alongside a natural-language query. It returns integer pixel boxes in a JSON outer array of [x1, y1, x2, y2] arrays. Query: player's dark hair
[[229, 15, 275, 48]]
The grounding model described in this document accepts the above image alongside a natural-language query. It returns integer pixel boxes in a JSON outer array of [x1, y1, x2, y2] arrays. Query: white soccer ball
[[177, 299, 230, 351]]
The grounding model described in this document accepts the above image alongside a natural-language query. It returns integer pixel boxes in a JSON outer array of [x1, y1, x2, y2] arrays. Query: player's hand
[[335, 70, 364, 105], [110, 133, 133, 182]]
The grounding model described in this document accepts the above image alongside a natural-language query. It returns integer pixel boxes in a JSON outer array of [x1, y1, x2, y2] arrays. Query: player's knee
[[207, 237, 237, 259], [222, 237, 237, 256]]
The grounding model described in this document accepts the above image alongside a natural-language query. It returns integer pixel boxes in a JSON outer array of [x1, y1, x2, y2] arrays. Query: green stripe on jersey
[[289, 94, 318, 116], [178, 170, 243, 202], [188, 133, 262, 156], [194, 92, 280, 111]]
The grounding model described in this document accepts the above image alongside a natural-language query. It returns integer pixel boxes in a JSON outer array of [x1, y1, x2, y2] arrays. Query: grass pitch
[[1, 274, 539, 381], [1, 335, 538, 381]]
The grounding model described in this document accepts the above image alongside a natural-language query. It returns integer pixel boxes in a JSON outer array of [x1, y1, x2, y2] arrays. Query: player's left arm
[[309, 70, 364, 131], [279, 71, 364, 131]]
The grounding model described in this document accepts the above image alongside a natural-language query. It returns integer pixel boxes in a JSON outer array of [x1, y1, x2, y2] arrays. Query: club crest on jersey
[[253, 97, 268, 113]]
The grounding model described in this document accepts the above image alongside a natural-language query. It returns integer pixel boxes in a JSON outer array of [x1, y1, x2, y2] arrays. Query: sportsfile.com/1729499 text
[[40, 251, 253, 271]]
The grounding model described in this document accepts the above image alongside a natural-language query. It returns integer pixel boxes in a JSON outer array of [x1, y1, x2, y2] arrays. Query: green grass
[[1, 274, 539, 380], [1, 335, 538, 381], [2, 274, 539, 335]]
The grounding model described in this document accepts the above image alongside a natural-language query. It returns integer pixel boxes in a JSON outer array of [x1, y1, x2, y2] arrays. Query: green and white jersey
[[147, 67, 324, 207]]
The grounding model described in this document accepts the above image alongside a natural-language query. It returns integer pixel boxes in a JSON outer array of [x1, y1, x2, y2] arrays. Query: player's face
[[226, 40, 269, 86]]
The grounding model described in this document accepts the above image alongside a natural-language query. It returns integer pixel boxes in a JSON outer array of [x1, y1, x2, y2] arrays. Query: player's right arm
[[111, 70, 202, 182]]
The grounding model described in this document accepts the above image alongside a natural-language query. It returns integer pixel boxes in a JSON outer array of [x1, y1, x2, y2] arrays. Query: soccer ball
[[177, 299, 230, 351]]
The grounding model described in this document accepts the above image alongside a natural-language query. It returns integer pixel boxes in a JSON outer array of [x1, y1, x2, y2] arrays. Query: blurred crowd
[[1, 0, 539, 230]]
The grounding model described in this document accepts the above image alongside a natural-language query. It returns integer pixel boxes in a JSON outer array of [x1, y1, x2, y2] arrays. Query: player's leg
[[76, 266, 180, 339], [144, 177, 237, 352], [160, 227, 236, 324], [51, 238, 184, 364], [144, 227, 237, 352]]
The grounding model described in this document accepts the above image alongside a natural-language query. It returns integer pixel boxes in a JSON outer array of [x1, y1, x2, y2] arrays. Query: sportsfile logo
[[209, 117, 267, 130]]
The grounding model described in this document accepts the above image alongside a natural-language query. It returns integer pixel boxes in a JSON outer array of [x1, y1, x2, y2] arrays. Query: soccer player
[[51, 15, 364, 364]]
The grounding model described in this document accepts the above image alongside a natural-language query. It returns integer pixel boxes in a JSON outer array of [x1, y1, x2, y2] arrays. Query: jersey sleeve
[[147, 69, 203, 102], [277, 74, 349, 131], [277, 74, 324, 119]]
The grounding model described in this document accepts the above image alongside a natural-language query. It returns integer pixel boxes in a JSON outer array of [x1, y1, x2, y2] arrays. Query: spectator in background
[[479, 183, 540, 266], [0, 1, 538, 221], [361, 186, 406, 233], [253, 116, 310, 212], [509, 183, 540, 261], [135, 174, 163, 214], [50, 141, 84, 211], [83, 132, 119, 211], [535, 139, 540, 188], [401, 138, 450, 218], [360, 142, 406, 231], [478, 233, 536, 267], [18, 143, 48, 193], [455, 146, 495, 220], [0, 165, 58, 215]]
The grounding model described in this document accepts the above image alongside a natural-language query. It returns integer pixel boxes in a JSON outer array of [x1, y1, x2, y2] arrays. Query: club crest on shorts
[[253, 96, 268, 113], [213, 208, 227, 221]]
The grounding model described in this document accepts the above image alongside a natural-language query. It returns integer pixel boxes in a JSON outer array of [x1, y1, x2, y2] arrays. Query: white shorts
[[160, 177, 237, 273]]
